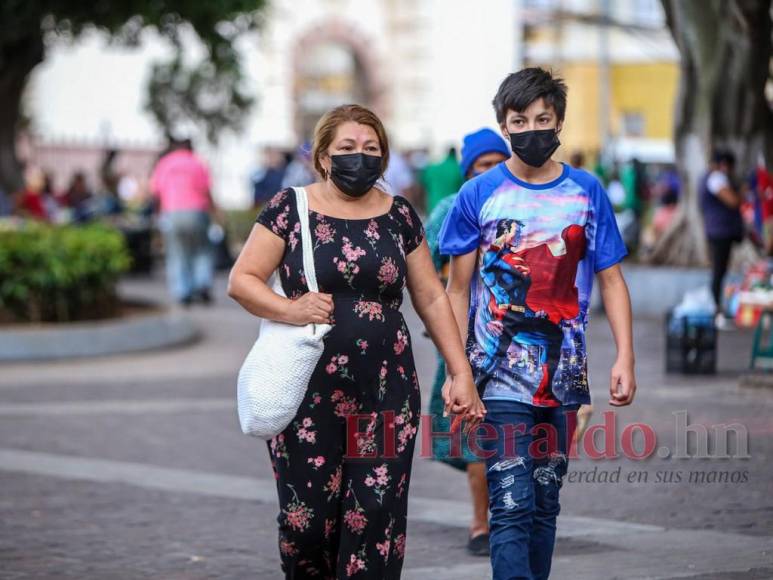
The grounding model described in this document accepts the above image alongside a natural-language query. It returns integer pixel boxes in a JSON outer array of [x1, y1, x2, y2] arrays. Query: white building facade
[[26, 0, 519, 208]]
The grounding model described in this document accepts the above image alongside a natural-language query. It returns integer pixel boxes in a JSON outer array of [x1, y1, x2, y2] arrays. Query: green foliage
[[0, 222, 132, 323], [0, 0, 267, 142], [224, 207, 260, 248]]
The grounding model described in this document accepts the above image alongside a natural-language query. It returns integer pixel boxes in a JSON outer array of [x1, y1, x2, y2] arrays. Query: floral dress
[[256, 188, 425, 579]]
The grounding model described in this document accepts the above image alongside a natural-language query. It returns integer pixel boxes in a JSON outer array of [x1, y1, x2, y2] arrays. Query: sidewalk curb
[[0, 301, 199, 361]]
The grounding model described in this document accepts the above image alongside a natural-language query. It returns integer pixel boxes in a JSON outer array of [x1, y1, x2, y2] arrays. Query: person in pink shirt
[[150, 139, 217, 306]]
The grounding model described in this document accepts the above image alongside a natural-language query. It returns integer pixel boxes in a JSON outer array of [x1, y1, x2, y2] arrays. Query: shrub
[[0, 221, 131, 323]]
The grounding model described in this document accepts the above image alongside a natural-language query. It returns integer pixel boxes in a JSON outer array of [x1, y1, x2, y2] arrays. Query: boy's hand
[[609, 357, 636, 406]]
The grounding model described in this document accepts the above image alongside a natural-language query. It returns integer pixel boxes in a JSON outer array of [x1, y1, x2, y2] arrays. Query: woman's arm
[[405, 240, 485, 424], [227, 223, 333, 325], [597, 264, 637, 406]]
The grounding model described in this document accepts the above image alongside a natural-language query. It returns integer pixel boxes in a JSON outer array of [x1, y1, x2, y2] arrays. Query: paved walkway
[[1, 271, 771, 579]]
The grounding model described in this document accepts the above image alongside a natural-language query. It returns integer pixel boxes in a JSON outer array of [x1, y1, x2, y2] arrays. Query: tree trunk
[[0, 31, 44, 195], [650, 0, 772, 266]]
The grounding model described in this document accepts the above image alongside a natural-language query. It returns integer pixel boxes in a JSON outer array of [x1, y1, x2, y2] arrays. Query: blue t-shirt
[[438, 162, 627, 407]]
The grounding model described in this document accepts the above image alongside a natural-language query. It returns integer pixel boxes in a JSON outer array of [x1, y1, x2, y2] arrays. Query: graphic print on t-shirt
[[439, 163, 627, 407]]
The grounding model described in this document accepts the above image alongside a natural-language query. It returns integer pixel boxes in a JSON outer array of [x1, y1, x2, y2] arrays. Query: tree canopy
[[0, 0, 267, 192]]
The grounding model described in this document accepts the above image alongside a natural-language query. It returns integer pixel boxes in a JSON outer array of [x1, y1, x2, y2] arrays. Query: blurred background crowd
[[0, 0, 771, 327]]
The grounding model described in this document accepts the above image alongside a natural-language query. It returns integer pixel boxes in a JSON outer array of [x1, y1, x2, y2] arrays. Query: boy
[[439, 67, 637, 579]]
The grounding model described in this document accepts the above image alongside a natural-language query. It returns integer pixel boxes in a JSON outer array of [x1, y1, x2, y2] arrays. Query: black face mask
[[509, 129, 560, 168], [329, 153, 382, 197]]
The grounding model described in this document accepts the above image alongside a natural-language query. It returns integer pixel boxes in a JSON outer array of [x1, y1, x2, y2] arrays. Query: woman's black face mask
[[508, 129, 561, 168], [329, 153, 382, 197]]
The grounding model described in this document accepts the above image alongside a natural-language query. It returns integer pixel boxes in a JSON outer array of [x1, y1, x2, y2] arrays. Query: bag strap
[[292, 187, 319, 293]]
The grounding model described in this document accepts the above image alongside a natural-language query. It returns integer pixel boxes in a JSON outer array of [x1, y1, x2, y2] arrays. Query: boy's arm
[[597, 263, 636, 406], [446, 250, 477, 346]]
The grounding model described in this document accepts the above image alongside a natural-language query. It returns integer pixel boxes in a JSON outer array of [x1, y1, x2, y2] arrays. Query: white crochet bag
[[237, 187, 332, 439]]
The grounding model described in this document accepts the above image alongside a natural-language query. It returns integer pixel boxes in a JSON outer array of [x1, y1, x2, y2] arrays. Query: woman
[[228, 104, 485, 579], [425, 128, 510, 557]]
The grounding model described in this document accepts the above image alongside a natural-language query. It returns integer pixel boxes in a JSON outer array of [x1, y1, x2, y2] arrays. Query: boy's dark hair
[[492, 67, 568, 125]]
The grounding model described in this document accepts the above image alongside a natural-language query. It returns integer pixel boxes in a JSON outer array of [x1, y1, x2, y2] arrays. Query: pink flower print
[[364, 463, 392, 504], [356, 412, 378, 456], [377, 360, 388, 401], [364, 476, 375, 487], [288, 222, 301, 251], [268, 190, 286, 208], [397, 365, 407, 380], [377, 257, 399, 289], [356, 339, 369, 355], [365, 219, 380, 242], [376, 516, 395, 561], [294, 417, 317, 444], [354, 300, 385, 322], [331, 390, 359, 418], [374, 464, 389, 487], [323, 465, 343, 500], [324, 518, 336, 539], [283, 484, 314, 532], [275, 208, 289, 233], [334, 237, 367, 287], [342, 237, 366, 261], [307, 455, 326, 470], [398, 202, 413, 226], [393, 329, 408, 355], [270, 433, 289, 462], [279, 539, 298, 557], [314, 220, 336, 246], [396, 398, 417, 453], [393, 533, 406, 559], [346, 554, 366, 576], [396, 473, 407, 498], [343, 509, 368, 535], [326, 354, 354, 381], [377, 538, 391, 558]]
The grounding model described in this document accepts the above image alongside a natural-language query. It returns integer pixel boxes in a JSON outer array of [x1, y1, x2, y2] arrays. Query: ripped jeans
[[480, 399, 580, 580]]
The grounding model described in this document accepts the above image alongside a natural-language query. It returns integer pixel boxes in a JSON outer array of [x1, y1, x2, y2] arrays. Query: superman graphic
[[478, 219, 587, 406]]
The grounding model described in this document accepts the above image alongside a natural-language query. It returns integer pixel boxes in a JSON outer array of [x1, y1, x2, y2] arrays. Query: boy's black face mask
[[509, 129, 561, 168], [329, 153, 382, 197]]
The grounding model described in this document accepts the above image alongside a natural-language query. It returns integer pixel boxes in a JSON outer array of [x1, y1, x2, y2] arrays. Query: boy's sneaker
[[467, 532, 490, 557]]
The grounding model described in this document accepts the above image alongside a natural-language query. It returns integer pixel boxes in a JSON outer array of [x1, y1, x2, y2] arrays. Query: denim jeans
[[480, 399, 581, 580], [160, 210, 213, 301]]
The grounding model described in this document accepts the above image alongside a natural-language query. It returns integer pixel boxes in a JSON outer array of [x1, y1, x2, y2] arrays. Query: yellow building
[[521, 0, 679, 163]]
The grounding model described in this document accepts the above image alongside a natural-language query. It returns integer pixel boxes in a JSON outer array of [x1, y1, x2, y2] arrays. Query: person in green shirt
[[422, 146, 464, 214]]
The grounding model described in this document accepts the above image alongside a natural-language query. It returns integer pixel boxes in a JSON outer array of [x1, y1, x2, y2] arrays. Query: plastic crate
[[665, 310, 717, 374]]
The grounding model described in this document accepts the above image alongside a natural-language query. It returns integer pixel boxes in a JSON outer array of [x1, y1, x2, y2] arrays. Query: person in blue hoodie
[[426, 127, 510, 557]]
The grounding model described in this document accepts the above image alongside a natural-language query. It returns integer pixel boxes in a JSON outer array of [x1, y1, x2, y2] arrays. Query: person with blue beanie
[[425, 127, 510, 557], [459, 128, 512, 179]]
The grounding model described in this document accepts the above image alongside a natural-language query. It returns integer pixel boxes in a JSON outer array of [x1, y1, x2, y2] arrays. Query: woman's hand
[[442, 370, 486, 432], [282, 292, 334, 325]]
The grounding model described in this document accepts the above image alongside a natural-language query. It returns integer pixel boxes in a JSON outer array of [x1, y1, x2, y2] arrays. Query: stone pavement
[[1, 270, 772, 579]]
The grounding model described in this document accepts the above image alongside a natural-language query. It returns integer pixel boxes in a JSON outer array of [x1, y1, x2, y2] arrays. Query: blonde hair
[[311, 104, 390, 178]]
